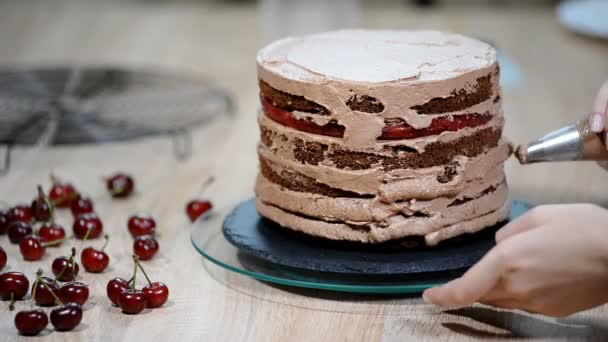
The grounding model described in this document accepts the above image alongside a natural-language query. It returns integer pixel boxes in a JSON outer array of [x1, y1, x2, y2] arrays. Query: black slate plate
[[223, 199, 531, 276]]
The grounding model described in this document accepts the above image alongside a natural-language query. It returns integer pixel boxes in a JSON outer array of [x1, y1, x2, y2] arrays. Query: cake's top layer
[[257, 30, 496, 84]]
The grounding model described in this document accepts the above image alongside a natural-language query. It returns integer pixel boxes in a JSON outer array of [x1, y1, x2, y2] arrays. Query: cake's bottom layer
[[256, 195, 510, 247]]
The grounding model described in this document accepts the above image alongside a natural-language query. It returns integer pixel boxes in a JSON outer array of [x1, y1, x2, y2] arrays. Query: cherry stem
[[198, 176, 215, 195], [130, 256, 138, 289], [9, 292, 15, 311], [37, 185, 55, 225], [132, 255, 152, 286], [70, 248, 77, 280], [101, 234, 109, 252], [41, 235, 71, 248], [82, 228, 91, 242], [37, 273, 63, 306]]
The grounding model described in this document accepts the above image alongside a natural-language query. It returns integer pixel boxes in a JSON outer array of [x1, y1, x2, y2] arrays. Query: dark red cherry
[[0, 209, 9, 234], [14, 309, 48, 336], [128, 214, 156, 237], [19, 235, 45, 261], [0, 246, 6, 270], [31, 186, 52, 222], [8, 222, 33, 244], [70, 196, 94, 217], [106, 278, 130, 306], [50, 302, 82, 331], [106, 173, 134, 198], [52, 255, 79, 282], [49, 179, 78, 208], [73, 213, 103, 240], [133, 235, 159, 260], [32, 276, 60, 307], [59, 282, 89, 306], [8, 205, 32, 224], [81, 235, 109, 273], [0, 272, 29, 300], [142, 282, 169, 308], [119, 289, 146, 314], [186, 199, 213, 222], [38, 223, 66, 246]]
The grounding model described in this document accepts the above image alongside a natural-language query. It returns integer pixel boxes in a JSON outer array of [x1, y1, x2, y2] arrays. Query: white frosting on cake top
[[257, 30, 496, 83]]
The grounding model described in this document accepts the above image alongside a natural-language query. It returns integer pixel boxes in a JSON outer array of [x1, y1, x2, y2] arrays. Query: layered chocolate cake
[[255, 30, 511, 246]]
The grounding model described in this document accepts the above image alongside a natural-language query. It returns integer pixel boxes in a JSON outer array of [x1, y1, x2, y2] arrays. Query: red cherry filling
[[261, 96, 493, 140]]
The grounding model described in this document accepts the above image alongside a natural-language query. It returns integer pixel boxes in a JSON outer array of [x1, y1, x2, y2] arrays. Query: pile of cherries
[[1, 171, 211, 336]]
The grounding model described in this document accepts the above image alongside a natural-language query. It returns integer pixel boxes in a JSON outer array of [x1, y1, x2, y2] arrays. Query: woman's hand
[[423, 204, 608, 317], [589, 80, 608, 144]]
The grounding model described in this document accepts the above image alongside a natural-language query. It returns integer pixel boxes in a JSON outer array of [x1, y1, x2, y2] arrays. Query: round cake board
[[223, 199, 531, 276]]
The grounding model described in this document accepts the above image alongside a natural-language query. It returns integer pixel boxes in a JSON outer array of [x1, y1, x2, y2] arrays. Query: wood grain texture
[[0, 1, 607, 341]]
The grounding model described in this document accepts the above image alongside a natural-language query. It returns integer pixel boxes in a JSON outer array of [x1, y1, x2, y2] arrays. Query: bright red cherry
[[0, 209, 9, 234], [8, 205, 32, 224], [0, 246, 6, 270], [133, 235, 159, 260], [8, 222, 33, 244], [32, 276, 60, 307], [73, 213, 103, 240], [52, 249, 79, 282], [81, 235, 110, 273], [70, 196, 94, 217], [38, 223, 66, 246], [0, 272, 29, 301], [119, 289, 146, 314], [14, 309, 48, 336], [186, 200, 213, 222], [128, 214, 156, 237], [49, 176, 78, 208], [59, 282, 89, 306], [106, 173, 134, 198], [31, 185, 52, 222], [142, 282, 169, 308], [19, 235, 45, 261], [107, 278, 130, 306], [50, 302, 82, 331]]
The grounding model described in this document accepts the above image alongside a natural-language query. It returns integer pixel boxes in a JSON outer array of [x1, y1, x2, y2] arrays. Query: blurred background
[[0, 0, 606, 204]]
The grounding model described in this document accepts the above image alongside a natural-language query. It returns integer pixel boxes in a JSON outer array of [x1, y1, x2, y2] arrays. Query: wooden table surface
[[0, 1, 607, 341]]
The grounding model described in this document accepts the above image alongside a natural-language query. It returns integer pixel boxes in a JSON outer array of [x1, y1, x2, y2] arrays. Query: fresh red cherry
[[119, 289, 146, 314], [14, 309, 48, 336], [38, 223, 66, 246], [0, 209, 9, 234], [142, 282, 169, 308], [0, 272, 29, 301], [106, 173, 134, 198], [133, 235, 159, 260], [81, 235, 110, 273], [107, 277, 130, 306], [186, 199, 213, 222], [52, 249, 79, 282], [128, 214, 156, 237], [59, 282, 89, 306], [31, 185, 52, 222], [49, 176, 78, 208], [32, 276, 60, 307], [8, 221, 33, 244], [19, 235, 45, 261], [50, 302, 82, 331], [0, 246, 6, 270], [70, 196, 94, 217], [8, 205, 32, 224], [73, 213, 103, 240]]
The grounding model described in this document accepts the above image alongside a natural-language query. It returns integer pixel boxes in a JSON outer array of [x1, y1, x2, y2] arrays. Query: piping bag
[[515, 120, 608, 164]]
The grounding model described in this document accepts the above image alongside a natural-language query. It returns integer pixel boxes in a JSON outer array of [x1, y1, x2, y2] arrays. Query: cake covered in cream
[[255, 30, 511, 246]]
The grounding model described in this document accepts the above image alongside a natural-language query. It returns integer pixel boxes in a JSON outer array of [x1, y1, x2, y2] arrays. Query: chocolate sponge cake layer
[[259, 80, 329, 115]]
